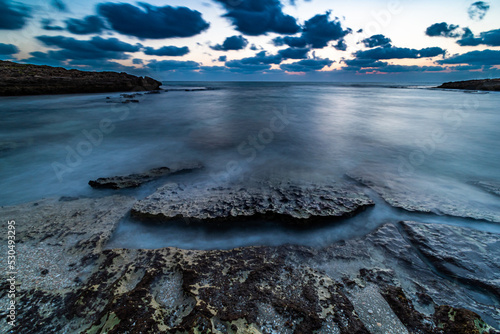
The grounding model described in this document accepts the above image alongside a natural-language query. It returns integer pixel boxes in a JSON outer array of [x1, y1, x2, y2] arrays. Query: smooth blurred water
[[1, 82, 500, 247], [1, 82, 499, 204]]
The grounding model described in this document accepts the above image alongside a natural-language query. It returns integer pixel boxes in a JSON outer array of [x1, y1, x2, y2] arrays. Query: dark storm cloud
[[143, 46, 190, 56], [41, 19, 64, 31], [34, 35, 142, 61], [132, 58, 144, 65], [361, 34, 391, 48], [425, 22, 461, 38], [457, 29, 500, 46], [277, 47, 309, 59], [355, 46, 446, 60], [437, 49, 500, 65], [468, 1, 490, 21], [146, 59, 200, 71], [0, 0, 31, 30], [212, 0, 300, 35], [211, 35, 249, 51], [0, 43, 19, 55], [97, 2, 209, 39], [65, 16, 106, 35], [272, 12, 351, 49], [280, 58, 333, 72]]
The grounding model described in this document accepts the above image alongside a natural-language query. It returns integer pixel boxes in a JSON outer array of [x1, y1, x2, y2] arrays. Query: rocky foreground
[[0, 61, 161, 96], [437, 78, 500, 91], [1, 176, 499, 333]]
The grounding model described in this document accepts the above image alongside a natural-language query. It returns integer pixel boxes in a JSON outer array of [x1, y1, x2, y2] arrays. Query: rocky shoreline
[[1, 171, 499, 333], [0, 61, 161, 96], [436, 78, 500, 92]]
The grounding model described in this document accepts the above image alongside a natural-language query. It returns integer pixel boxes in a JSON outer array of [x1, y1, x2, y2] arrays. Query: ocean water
[[1, 82, 500, 249]]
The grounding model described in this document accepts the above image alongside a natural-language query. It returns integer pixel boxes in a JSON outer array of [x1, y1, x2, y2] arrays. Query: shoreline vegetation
[[437, 78, 500, 91], [0, 60, 161, 96]]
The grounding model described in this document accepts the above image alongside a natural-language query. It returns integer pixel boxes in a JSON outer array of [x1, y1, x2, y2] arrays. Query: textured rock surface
[[437, 78, 500, 91], [131, 181, 375, 226], [89, 162, 203, 189], [401, 221, 500, 299], [1, 197, 499, 333], [347, 170, 500, 222], [0, 60, 161, 96]]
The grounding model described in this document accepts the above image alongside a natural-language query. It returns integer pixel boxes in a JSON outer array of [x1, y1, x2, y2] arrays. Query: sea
[[1, 82, 499, 249]]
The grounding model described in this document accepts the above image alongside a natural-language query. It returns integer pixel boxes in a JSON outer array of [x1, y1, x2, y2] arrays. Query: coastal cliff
[[437, 78, 500, 91], [0, 61, 161, 96]]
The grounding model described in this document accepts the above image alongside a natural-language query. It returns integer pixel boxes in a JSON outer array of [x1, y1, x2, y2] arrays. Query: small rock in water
[[89, 162, 203, 189]]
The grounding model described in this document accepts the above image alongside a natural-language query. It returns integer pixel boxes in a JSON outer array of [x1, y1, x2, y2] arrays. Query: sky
[[0, 0, 499, 82]]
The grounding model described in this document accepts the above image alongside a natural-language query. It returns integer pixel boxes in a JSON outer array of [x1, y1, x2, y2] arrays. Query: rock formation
[[0, 60, 161, 96], [437, 78, 500, 91]]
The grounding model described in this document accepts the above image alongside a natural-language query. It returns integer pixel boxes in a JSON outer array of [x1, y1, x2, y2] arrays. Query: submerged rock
[[131, 181, 375, 226], [401, 221, 500, 300], [89, 162, 203, 189], [469, 181, 500, 197], [0, 197, 498, 333], [0, 60, 161, 96]]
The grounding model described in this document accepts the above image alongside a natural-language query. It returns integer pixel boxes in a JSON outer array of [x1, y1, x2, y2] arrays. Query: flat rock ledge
[[347, 170, 500, 223], [89, 162, 204, 189], [0, 198, 499, 333], [0, 60, 161, 96], [131, 181, 375, 226]]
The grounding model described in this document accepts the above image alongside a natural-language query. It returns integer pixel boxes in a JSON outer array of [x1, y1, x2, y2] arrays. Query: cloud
[[468, 1, 490, 21], [457, 29, 500, 46], [272, 36, 308, 48], [146, 59, 200, 71], [143, 46, 190, 56], [272, 12, 351, 49], [225, 61, 272, 73], [363, 65, 447, 73], [342, 58, 386, 68], [355, 46, 446, 60], [41, 19, 64, 31], [0, 0, 31, 30], [65, 15, 106, 35], [437, 49, 500, 65], [97, 2, 209, 39], [334, 40, 347, 51], [33, 35, 142, 61], [218, 55, 227, 62], [280, 58, 333, 72], [213, 0, 299, 36], [230, 51, 283, 65], [51, 0, 67, 12], [211, 35, 248, 51], [362, 34, 391, 48], [425, 22, 461, 37], [0, 43, 19, 55], [66, 59, 139, 72], [277, 47, 309, 59], [132, 58, 144, 65], [300, 12, 351, 48]]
